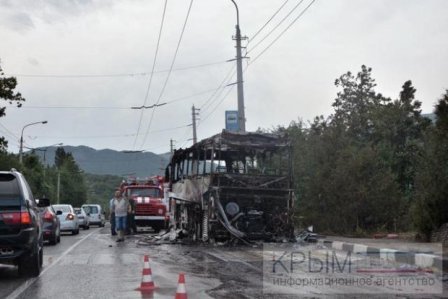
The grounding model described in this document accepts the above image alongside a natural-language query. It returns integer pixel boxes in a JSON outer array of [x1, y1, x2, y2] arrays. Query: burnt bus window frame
[[168, 130, 292, 184]]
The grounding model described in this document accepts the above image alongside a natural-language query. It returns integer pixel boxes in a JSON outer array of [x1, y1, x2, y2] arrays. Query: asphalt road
[[0, 225, 445, 299]]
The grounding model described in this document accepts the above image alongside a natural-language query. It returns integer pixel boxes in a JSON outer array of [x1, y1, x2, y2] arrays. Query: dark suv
[[0, 169, 47, 277]]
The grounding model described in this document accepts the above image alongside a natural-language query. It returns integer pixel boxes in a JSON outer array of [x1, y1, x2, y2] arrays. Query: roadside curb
[[318, 240, 446, 273]]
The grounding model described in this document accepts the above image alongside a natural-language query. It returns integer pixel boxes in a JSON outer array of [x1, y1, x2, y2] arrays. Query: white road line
[[207, 249, 262, 273], [6, 230, 97, 299]]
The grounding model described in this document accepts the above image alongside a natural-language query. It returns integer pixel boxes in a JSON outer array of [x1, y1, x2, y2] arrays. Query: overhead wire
[[32, 124, 191, 140], [11, 88, 220, 110], [5, 61, 226, 79], [133, 0, 169, 149], [151, 64, 234, 148], [199, 81, 236, 125], [248, 0, 290, 44], [0, 123, 19, 141], [199, 65, 236, 113], [139, 0, 194, 150], [248, 0, 317, 65], [246, 0, 305, 55]]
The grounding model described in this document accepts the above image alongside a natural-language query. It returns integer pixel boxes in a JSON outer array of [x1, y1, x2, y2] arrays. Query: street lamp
[[19, 120, 48, 164], [229, 0, 246, 132]]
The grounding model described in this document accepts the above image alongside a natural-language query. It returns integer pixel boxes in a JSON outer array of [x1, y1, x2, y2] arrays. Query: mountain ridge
[[29, 145, 170, 177]]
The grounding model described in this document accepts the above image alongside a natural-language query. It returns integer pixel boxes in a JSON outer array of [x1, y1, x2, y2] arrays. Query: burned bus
[[165, 130, 295, 243]]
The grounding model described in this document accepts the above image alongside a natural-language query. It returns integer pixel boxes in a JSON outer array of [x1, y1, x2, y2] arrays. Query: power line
[[248, 0, 290, 44], [4, 61, 226, 79], [139, 0, 194, 150], [178, 127, 194, 149], [200, 79, 236, 125], [11, 88, 220, 110], [16, 105, 131, 110], [247, 0, 305, 55], [164, 87, 222, 104], [249, 0, 317, 65], [32, 124, 190, 140], [200, 65, 236, 113], [0, 123, 19, 140], [133, 0, 169, 149]]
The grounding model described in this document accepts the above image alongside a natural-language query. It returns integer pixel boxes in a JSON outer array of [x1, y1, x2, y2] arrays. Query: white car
[[53, 204, 79, 235], [74, 207, 90, 230], [81, 204, 105, 227]]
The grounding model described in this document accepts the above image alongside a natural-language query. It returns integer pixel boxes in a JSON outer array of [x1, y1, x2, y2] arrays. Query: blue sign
[[225, 111, 239, 132]]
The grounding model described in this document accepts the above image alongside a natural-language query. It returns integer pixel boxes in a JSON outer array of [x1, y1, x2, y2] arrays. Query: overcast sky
[[0, 0, 447, 154]]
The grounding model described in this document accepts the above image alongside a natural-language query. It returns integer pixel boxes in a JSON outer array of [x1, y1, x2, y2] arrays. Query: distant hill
[[29, 145, 168, 177]]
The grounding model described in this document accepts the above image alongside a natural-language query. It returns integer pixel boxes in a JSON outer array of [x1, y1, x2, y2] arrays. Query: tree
[[53, 147, 88, 207], [22, 155, 49, 198], [332, 65, 384, 143], [413, 90, 448, 239], [289, 66, 420, 234], [373, 81, 430, 196], [55, 147, 69, 168], [0, 62, 25, 151]]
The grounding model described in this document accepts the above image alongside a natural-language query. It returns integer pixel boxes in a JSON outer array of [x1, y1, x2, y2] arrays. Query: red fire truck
[[119, 176, 168, 232]]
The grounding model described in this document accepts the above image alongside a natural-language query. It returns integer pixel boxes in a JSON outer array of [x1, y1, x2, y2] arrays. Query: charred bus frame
[[165, 130, 295, 242]]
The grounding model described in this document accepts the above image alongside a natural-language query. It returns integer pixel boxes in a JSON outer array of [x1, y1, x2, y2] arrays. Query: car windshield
[[127, 188, 161, 198], [84, 206, 98, 214], [0, 174, 20, 200]]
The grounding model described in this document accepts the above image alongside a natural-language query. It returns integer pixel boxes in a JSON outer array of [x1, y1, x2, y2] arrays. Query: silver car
[[53, 204, 79, 235], [81, 204, 105, 227], [74, 207, 90, 230]]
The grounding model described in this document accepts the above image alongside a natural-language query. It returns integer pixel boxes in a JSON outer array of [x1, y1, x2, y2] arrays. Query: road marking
[[6, 230, 97, 299], [207, 249, 262, 273]]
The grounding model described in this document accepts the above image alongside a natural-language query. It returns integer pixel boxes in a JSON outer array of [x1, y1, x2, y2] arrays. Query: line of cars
[[48, 204, 106, 237], [0, 169, 105, 277]]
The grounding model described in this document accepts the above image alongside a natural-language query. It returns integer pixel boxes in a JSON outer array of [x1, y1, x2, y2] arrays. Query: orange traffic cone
[[136, 255, 156, 292], [174, 273, 187, 299]]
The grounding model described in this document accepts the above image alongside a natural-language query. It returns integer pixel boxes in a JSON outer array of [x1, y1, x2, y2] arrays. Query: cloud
[[0, 12, 35, 32], [0, 0, 114, 29], [27, 57, 39, 66]]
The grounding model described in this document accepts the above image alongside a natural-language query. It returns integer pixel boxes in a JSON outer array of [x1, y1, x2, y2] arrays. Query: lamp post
[[230, 0, 246, 132], [19, 121, 48, 164]]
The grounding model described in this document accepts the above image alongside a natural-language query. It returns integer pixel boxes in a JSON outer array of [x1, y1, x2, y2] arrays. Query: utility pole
[[170, 139, 175, 154], [57, 170, 60, 204], [231, 0, 247, 132], [191, 105, 200, 144]]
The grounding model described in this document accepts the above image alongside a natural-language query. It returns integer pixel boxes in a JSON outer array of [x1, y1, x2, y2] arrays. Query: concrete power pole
[[57, 170, 60, 204], [231, 0, 247, 132], [191, 105, 200, 144], [170, 139, 175, 154]]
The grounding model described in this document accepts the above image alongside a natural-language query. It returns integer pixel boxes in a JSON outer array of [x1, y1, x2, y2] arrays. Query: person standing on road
[[112, 192, 129, 242], [126, 195, 137, 234], [109, 191, 120, 236]]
